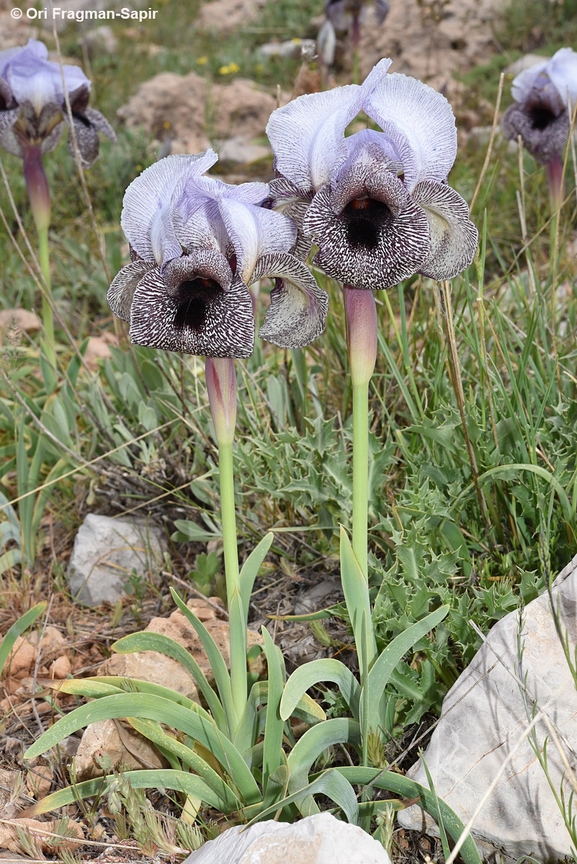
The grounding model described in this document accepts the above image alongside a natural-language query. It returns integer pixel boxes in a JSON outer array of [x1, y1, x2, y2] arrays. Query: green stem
[[206, 356, 245, 730], [352, 380, 369, 578], [218, 439, 246, 725], [344, 286, 377, 580], [38, 225, 55, 352]]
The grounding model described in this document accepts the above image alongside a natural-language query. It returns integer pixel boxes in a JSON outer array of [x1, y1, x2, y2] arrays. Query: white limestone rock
[[67, 513, 166, 605], [398, 553, 577, 862], [182, 812, 391, 864]]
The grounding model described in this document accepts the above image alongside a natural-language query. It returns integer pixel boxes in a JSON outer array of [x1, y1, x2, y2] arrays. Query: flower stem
[[206, 357, 245, 727], [344, 286, 378, 578], [23, 146, 56, 377]]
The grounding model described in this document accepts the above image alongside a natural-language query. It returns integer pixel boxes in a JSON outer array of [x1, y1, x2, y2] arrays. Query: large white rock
[[67, 513, 166, 605], [182, 812, 391, 864], [398, 554, 577, 861]]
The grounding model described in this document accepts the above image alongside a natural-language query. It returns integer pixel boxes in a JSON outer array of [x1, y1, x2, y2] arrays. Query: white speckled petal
[[121, 151, 218, 263], [219, 197, 297, 282], [304, 178, 431, 290], [266, 84, 364, 193], [107, 259, 155, 321], [254, 253, 328, 348], [412, 180, 478, 280], [364, 73, 457, 189], [0, 106, 20, 156], [128, 252, 254, 358]]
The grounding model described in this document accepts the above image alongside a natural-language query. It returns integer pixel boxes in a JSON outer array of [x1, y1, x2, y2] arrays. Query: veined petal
[[6, 42, 89, 113], [254, 253, 328, 348], [176, 198, 229, 257], [121, 151, 218, 263], [128, 251, 254, 358], [107, 259, 155, 321], [219, 198, 297, 282], [179, 174, 269, 220], [364, 72, 457, 189], [266, 84, 365, 193], [412, 180, 478, 280], [304, 177, 431, 290]]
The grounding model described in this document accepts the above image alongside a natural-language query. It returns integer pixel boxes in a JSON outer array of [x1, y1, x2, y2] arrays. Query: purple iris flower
[[0, 39, 115, 166], [266, 59, 478, 291], [502, 48, 577, 167], [107, 151, 328, 357], [325, 0, 389, 33]]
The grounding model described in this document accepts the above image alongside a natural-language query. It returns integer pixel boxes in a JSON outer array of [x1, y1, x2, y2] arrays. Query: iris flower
[[107, 151, 328, 357], [266, 58, 478, 291], [502, 48, 577, 165], [502, 48, 577, 203], [0, 39, 115, 167]]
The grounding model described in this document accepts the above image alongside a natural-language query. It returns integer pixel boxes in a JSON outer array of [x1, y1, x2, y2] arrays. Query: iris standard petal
[[6, 42, 89, 114], [120, 151, 218, 264], [218, 197, 297, 283], [545, 47, 577, 107], [266, 84, 364, 194], [127, 251, 255, 358], [107, 259, 155, 321], [364, 72, 457, 189], [412, 180, 478, 280], [303, 160, 431, 290], [253, 253, 328, 348]]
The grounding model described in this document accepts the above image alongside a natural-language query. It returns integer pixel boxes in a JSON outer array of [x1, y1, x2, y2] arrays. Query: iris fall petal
[[127, 251, 255, 358], [412, 180, 479, 280], [254, 253, 329, 348]]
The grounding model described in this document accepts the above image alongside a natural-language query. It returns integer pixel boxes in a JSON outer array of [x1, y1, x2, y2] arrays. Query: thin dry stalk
[[50, 13, 110, 284], [470, 72, 504, 213], [436, 280, 493, 543]]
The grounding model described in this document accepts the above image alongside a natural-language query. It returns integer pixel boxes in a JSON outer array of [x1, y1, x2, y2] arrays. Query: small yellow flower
[[163, 120, 171, 130], [196, 56, 208, 65], [219, 62, 240, 76]]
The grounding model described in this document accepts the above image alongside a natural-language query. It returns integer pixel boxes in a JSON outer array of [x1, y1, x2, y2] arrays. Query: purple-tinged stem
[[344, 286, 377, 578], [23, 145, 50, 233], [23, 144, 55, 373], [547, 155, 564, 210]]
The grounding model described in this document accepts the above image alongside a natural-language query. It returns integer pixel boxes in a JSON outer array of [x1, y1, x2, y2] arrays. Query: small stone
[[49, 655, 71, 679], [258, 39, 316, 59], [505, 54, 549, 77], [182, 812, 391, 863], [73, 718, 166, 781], [26, 764, 53, 799], [1, 637, 37, 680], [67, 513, 166, 605], [218, 135, 270, 165], [84, 333, 117, 369], [79, 25, 118, 58]]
